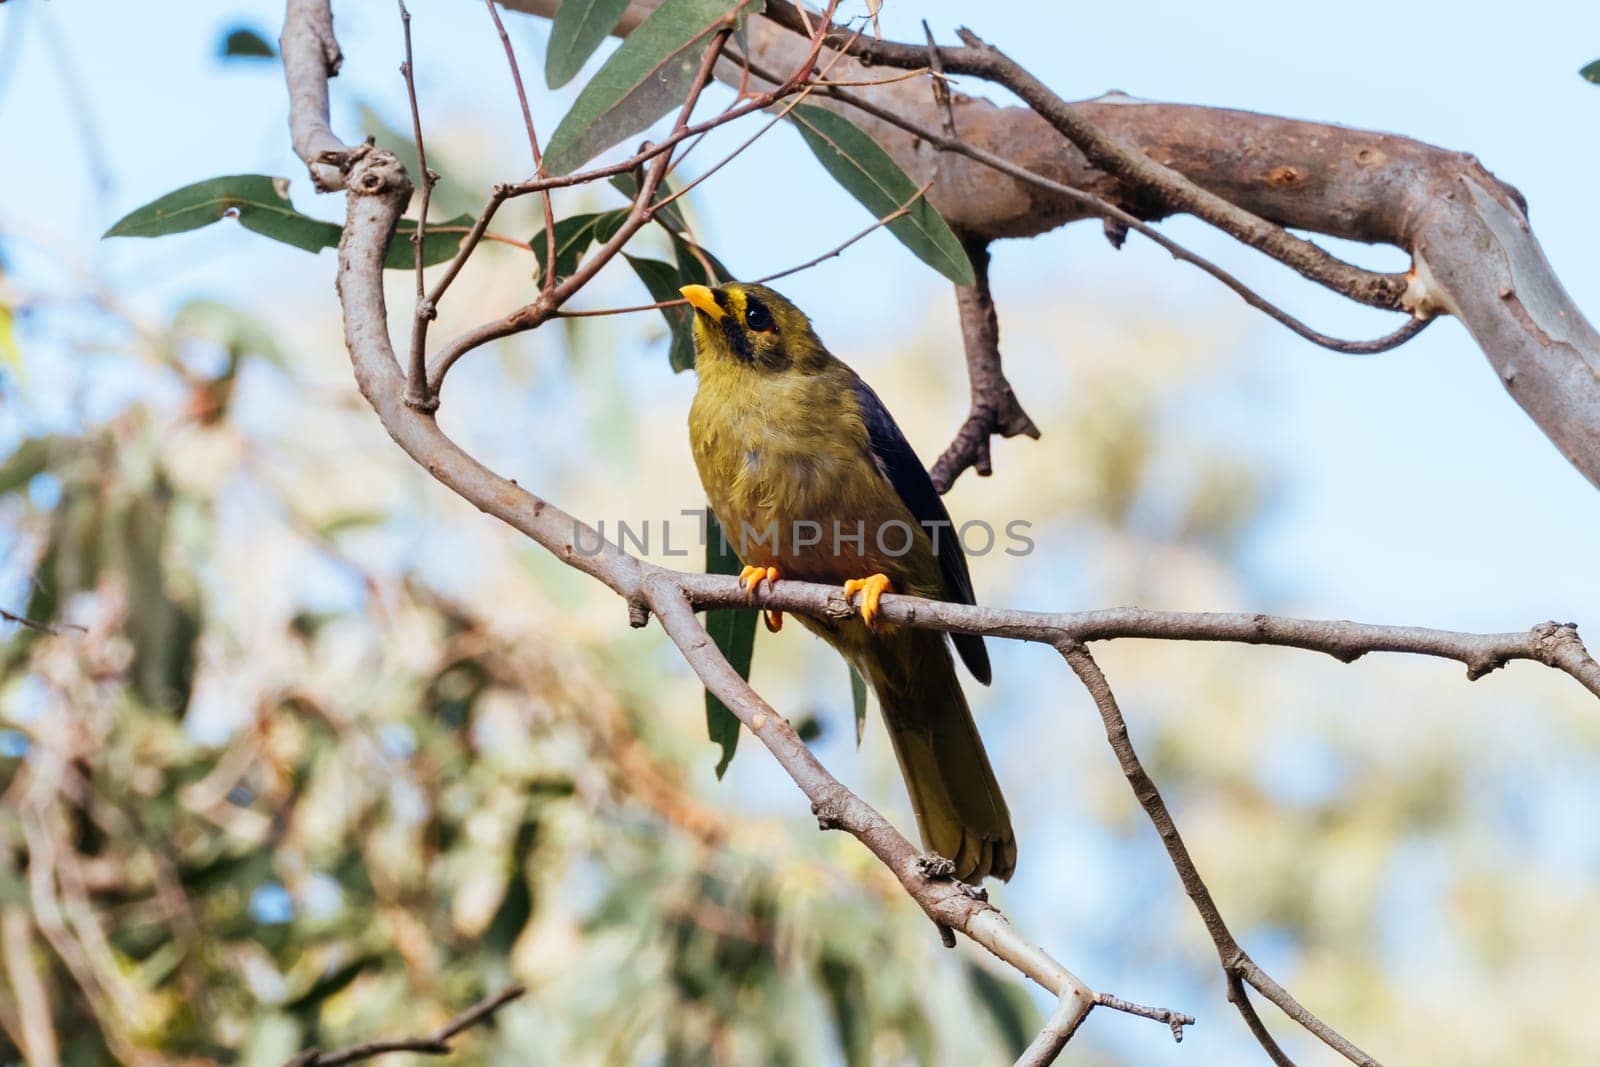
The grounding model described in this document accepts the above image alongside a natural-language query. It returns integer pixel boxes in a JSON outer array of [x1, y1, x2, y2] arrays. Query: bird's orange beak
[[679, 284, 724, 322]]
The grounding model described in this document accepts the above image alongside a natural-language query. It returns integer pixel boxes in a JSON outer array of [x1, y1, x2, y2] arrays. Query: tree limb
[[497, 0, 1600, 491]]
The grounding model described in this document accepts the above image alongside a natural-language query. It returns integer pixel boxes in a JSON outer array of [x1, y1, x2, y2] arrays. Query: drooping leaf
[[104, 174, 473, 269], [546, 0, 633, 88], [1582, 58, 1600, 84], [220, 27, 277, 60], [531, 209, 630, 281], [703, 508, 756, 778], [543, 0, 764, 176], [624, 254, 698, 372], [849, 665, 868, 747], [788, 104, 976, 286]]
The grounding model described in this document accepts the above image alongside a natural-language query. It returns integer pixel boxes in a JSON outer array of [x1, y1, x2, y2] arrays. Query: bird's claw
[[843, 573, 893, 630], [738, 565, 783, 632]]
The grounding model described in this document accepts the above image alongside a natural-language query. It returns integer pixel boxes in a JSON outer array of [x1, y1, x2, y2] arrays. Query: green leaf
[[624, 254, 698, 372], [543, 0, 764, 176], [546, 0, 633, 88], [703, 509, 756, 778], [105, 174, 337, 249], [788, 105, 976, 286], [1582, 59, 1600, 84], [104, 174, 472, 269], [849, 665, 868, 747], [220, 27, 277, 60], [531, 209, 630, 281]]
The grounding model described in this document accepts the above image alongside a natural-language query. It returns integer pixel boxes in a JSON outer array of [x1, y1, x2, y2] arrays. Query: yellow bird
[[681, 281, 1015, 882]]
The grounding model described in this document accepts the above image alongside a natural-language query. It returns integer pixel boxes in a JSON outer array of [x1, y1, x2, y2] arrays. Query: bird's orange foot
[[843, 573, 893, 631], [738, 565, 783, 633]]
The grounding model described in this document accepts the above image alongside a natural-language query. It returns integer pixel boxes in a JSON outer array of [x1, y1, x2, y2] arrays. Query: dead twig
[[284, 985, 526, 1067]]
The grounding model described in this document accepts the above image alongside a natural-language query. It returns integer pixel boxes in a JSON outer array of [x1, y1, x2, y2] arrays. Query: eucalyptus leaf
[[788, 105, 976, 286], [543, 0, 764, 176], [104, 174, 473, 268], [624, 254, 699, 372], [546, 0, 633, 88], [531, 209, 630, 281], [703, 508, 756, 778]]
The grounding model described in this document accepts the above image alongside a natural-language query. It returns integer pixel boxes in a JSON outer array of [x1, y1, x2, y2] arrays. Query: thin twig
[[747, 181, 931, 285], [284, 985, 525, 1067], [396, 0, 437, 412], [483, 0, 558, 297], [0, 607, 85, 636]]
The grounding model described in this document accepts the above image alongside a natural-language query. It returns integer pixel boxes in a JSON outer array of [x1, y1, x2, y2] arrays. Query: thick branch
[[280, 0, 348, 191], [498, 0, 1600, 490]]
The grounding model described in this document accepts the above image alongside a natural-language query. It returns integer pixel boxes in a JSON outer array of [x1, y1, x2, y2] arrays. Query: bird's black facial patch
[[720, 315, 754, 363]]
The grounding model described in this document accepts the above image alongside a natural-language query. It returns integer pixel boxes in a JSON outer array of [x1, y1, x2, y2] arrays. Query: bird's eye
[[744, 302, 774, 333]]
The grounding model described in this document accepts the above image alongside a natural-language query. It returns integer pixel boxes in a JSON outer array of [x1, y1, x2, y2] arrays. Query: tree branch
[[497, 0, 1600, 491], [930, 235, 1039, 492]]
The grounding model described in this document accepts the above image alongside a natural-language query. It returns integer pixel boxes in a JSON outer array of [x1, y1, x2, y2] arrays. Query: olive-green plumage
[[682, 281, 1016, 882]]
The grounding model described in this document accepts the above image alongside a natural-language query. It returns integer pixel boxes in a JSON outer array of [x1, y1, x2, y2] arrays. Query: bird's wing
[[853, 377, 992, 686]]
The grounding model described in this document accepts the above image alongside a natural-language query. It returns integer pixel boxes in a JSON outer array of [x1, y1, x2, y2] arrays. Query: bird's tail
[[860, 628, 1016, 882]]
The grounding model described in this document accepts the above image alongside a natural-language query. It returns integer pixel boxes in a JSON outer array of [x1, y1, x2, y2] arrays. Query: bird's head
[[678, 282, 826, 373]]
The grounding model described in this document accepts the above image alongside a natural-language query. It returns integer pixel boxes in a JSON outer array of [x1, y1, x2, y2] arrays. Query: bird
[[680, 280, 1016, 883]]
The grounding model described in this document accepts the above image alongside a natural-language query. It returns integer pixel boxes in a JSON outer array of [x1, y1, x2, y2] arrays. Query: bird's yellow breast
[[688, 358, 937, 592]]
